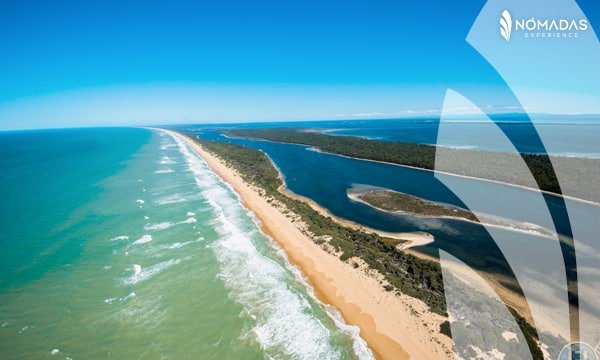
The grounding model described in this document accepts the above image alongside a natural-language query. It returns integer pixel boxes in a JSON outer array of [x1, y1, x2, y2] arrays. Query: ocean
[[0, 128, 369, 359]]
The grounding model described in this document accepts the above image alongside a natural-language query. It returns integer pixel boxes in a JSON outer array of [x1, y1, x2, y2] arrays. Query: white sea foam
[[271, 239, 373, 359], [211, 210, 346, 359], [50, 349, 60, 355], [104, 292, 136, 305], [135, 199, 145, 205], [133, 235, 152, 245], [159, 142, 176, 150], [186, 211, 196, 216], [163, 242, 188, 250], [169, 131, 373, 360], [133, 264, 142, 276], [110, 235, 129, 242], [154, 168, 175, 174], [123, 259, 181, 285], [159, 156, 177, 165], [156, 238, 202, 250], [144, 217, 197, 231], [144, 222, 174, 231], [155, 194, 187, 205]]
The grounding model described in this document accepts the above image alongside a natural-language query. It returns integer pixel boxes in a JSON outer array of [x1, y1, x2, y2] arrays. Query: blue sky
[[0, 0, 598, 130]]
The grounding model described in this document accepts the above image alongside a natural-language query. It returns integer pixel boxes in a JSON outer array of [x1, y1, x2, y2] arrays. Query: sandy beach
[[169, 130, 453, 360]]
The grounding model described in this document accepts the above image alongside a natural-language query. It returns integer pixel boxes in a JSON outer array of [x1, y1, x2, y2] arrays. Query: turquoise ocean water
[[0, 128, 369, 359]]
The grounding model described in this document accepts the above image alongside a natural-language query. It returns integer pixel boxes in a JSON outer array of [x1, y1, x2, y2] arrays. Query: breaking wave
[[159, 156, 177, 165], [169, 131, 373, 360], [133, 235, 152, 245], [144, 218, 197, 231], [154, 194, 187, 205], [123, 259, 181, 285]]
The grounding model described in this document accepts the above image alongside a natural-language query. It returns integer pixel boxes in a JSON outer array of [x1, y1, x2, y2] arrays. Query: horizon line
[[2, 112, 600, 132]]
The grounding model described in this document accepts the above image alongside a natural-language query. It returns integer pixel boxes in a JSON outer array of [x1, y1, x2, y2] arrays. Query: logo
[[500, 10, 512, 41], [558, 342, 598, 360], [499, 9, 589, 41]]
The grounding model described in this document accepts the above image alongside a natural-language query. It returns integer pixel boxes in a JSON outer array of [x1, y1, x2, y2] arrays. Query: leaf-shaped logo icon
[[500, 10, 512, 41]]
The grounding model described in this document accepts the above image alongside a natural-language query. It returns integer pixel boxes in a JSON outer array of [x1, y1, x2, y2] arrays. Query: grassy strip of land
[[354, 189, 478, 222], [193, 137, 544, 357], [227, 128, 600, 203]]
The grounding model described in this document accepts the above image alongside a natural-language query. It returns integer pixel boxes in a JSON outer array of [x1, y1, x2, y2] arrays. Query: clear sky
[[0, 0, 598, 130]]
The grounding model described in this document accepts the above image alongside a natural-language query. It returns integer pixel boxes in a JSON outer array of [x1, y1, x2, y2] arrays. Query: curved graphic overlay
[[436, 89, 571, 358], [440, 250, 532, 359], [435, 0, 600, 356]]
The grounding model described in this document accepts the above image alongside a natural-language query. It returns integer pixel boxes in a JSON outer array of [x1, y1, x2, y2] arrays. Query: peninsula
[[347, 186, 556, 239]]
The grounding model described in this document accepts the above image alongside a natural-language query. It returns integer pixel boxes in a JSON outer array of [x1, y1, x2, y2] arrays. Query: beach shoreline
[[167, 130, 453, 360]]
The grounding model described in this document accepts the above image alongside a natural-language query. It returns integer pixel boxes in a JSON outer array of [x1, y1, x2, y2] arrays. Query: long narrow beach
[[168, 130, 452, 360]]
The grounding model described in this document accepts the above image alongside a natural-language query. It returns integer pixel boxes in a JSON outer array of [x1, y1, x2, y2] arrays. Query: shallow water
[[0, 128, 368, 359]]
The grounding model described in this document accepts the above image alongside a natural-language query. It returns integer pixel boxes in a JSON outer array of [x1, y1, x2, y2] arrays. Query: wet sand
[[170, 130, 453, 360]]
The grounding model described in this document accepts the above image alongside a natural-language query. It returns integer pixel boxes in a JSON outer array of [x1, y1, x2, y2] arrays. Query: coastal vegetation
[[350, 188, 556, 239], [227, 128, 600, 203], [196, 138, 447, 315], [192, 135, 545, 357], [353, 189, 478, 222]]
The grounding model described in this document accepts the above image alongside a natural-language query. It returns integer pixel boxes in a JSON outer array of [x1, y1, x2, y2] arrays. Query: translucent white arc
[[466, 0, 600, 347], [435, 89, 570, 356], [440, 250, 532, 359]]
